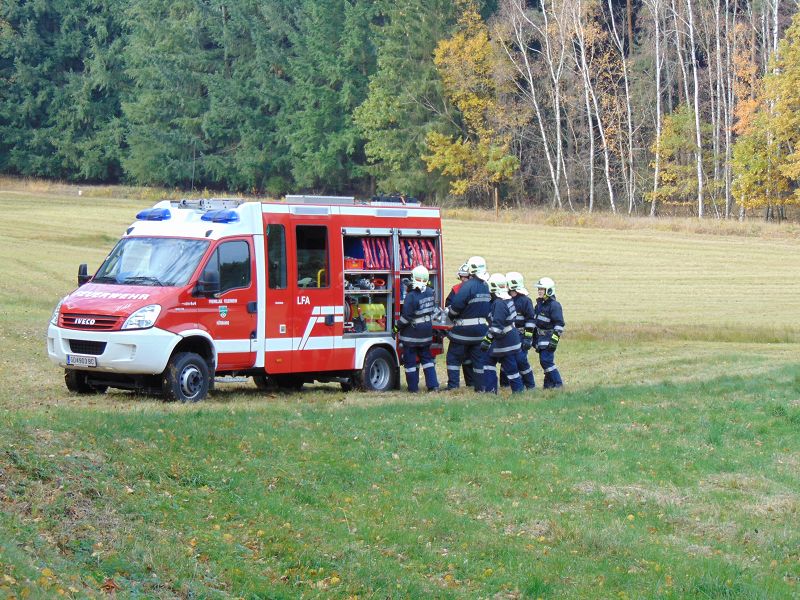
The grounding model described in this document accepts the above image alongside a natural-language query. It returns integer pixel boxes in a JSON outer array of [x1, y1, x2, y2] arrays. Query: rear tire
[[253, 374, 275, 391], [162, 352, 210, 402], [357, 347, 398, 392], [273, 375, 304, 391], [64, 370, 108, 395]]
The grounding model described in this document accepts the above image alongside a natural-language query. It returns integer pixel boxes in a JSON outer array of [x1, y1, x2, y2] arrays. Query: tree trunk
[[685, 0, 704, 218]]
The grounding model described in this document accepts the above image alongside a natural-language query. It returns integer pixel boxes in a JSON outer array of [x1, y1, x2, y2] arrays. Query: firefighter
[[393, 265, 439, 392], [481, 273, 523, 393], [444, 262, 474, 388], [506, 272, 536, 390], [444, 256, 491, 391], [533, 276, 565, 388]]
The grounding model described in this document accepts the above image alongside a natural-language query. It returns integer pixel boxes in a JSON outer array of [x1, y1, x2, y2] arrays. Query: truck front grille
[[68, 340, 107, 355], [60, 313, 121, 330]]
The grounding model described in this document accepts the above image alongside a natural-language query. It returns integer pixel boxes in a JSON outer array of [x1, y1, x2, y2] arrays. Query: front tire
[[64, 370, 108, 395], [357, 347, 398, 392], [162, 352, 210, 403]]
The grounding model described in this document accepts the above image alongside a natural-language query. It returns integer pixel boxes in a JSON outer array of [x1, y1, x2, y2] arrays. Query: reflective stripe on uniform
[[520, 367, 533, 375], [456, 317, 487, 326], [400, 335, 433, 343], [536, 315, 551, 323], [507, 372, 521, 379], [544, 365, 558, 373], [411, 316, 432, 324], [405, 367, 418, 373], [489, 324, 514, 335], [447, 365, 461, 371], [449, 332, 485, 342]]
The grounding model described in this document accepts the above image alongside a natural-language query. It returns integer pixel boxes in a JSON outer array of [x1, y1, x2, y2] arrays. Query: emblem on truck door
[[219, 306, 228, 318]]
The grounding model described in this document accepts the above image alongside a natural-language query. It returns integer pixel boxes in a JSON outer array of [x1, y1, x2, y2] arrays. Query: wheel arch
[[354, 338, 399, 370], [171, 331, 216, 372]]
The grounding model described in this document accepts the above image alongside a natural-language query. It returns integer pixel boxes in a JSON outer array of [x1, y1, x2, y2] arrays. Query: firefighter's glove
[[522, 331, 534, 351], [547, 333, 560, 351], [392, 323, 400, 335], [480, 335, 492, 352]]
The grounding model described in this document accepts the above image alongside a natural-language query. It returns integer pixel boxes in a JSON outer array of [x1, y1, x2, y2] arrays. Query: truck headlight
[[50, 298, 65, 325], [122, 304, 162, 330]]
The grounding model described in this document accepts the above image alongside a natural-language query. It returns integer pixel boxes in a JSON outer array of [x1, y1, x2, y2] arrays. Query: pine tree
[[354, 0, 464, 199], [277, 0, 376, 192], [0, 0, 127, 180]]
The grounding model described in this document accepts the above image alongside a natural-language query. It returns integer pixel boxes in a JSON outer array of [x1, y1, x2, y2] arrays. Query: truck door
[[263, 223, 293, 374], [292, 223, 342, 371], [196, 237, 258, 371]]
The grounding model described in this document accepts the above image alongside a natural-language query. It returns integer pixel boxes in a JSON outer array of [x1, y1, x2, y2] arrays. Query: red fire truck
[[46, 195, 446, 401]]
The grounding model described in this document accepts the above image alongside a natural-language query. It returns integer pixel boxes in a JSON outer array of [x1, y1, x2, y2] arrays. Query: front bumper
[[47, 325, 181, 375]]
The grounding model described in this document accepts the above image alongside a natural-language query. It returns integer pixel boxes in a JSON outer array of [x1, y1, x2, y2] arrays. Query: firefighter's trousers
[[403, 345, 439, 392]]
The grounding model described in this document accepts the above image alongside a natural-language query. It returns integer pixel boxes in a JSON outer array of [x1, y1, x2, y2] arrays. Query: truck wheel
[[358, 347, 397, 392], [64, 370, 108, 395], [162, 352, 210, 403], [253, 374, 276, 391], [273, 375, 304, 391]]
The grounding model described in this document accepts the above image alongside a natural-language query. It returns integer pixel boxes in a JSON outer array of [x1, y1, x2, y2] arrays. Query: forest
[[2, 0, 799, 218]]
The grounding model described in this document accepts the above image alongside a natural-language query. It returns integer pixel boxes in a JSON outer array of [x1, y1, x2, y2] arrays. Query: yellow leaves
[[425, 0, 518, 196]]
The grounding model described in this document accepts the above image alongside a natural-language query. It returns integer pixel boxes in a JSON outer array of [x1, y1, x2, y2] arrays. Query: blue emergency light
[[201, 209, 240, 223], [135, 208, 172, 221]]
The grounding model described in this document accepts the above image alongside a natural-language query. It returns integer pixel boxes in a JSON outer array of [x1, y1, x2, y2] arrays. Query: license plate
[[67, 354, 97, 367]]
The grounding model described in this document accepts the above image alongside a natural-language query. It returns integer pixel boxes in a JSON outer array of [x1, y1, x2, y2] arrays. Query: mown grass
[[1, 182, 799, 598]]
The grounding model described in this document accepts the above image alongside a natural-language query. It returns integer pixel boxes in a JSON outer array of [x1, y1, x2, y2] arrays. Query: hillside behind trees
[[2, 0, 800, 219]]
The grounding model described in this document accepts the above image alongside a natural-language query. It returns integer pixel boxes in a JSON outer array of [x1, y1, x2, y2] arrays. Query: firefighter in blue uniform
[[533, 276, 564, 388], [393, 265, 439, 392], [445, 256, 491, 391], [506, 271, 537, 390], [444, 262, 474, 388], [481, 273, 523, 393]]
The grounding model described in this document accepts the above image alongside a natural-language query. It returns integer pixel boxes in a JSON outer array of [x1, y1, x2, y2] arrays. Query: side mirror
[[78, 264, 91, 286], [195, 270, 220, 297]]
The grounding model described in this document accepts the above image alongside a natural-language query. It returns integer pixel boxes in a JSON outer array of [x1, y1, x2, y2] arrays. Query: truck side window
[[296, 225, 329, 288], [205, 240, 251, 294], [267, 224, 287, 290]]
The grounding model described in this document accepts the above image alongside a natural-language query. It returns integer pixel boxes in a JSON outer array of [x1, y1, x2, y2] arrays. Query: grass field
[[0, 181, 799, 598]]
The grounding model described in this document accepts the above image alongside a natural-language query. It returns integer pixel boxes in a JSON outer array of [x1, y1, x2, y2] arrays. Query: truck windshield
[[93, 237, 210, 287]]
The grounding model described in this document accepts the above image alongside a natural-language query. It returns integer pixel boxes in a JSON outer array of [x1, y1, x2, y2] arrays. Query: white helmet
[[488, 272, 510, 299], [457, 262, 469, 279], [506, 271, 528, 295], [536, 276, 556, 298], [467, 256, 489, 281], [411, 265, 429, 291]]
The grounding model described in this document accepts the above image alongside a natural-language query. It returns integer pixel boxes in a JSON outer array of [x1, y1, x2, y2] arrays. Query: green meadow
[[0, 181, 798, 599]]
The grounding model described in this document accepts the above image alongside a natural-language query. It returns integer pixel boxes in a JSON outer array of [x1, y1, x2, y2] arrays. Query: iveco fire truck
[[47, 195, 445, 401]]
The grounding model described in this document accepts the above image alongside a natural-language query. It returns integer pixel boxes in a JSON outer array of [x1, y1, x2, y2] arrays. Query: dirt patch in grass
[[574, 482, 688, 507], [701, 473, 775, 493], [745, 493, 799, 518]]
